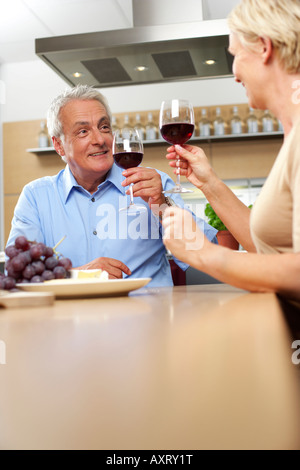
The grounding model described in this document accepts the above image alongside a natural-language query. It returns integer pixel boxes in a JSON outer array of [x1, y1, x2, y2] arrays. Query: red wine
[[160, 123, 194, 145], [113, 151, 143, 170]]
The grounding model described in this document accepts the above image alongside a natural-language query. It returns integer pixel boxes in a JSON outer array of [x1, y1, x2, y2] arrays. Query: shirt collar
[[104, 163, 126, 195], [62, 163, 125, 203]]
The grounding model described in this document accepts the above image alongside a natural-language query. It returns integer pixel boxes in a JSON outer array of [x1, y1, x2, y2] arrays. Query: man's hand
[[74, 257, 131, 279], [121, 167, 165, 209]]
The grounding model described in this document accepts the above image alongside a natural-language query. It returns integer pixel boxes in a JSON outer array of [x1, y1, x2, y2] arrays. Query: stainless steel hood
[[35, 21, 233, 88]]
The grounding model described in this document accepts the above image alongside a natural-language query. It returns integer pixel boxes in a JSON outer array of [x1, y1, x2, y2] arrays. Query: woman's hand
[[165, 144, 217, 191], [162, 207, 211, 267]]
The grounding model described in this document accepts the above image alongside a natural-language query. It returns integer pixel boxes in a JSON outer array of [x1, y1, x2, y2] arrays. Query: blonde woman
[[162, 0, 300, 303]]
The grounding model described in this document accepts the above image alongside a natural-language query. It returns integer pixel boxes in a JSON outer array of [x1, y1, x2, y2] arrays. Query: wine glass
[[113, 127, 147, 214], [159, 99, 195, 193]]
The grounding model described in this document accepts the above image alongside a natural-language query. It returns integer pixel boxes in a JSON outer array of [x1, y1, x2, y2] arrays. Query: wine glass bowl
[[159, 99, 195, 193], [113, 127, 147, 214]]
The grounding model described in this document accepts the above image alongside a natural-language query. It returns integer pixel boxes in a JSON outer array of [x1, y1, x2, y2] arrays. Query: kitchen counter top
[[0, 283, 299, 450]]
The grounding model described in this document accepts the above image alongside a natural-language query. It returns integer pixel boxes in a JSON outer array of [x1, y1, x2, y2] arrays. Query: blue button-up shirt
[[6, 164, 217, 286]]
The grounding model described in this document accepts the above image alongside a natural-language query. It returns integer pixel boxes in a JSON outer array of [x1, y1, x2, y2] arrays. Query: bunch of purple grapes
[[0, 236, 72, 290]]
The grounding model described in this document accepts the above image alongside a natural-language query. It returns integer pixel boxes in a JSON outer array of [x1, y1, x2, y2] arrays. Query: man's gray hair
[[47, 84, 112, 138]]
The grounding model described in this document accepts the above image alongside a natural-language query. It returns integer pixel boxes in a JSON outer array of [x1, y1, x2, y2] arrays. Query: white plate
[[16, 277, 151, 299]]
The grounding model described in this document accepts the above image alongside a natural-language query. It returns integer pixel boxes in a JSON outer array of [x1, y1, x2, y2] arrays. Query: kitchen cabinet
[[25, 130, 284, 184], [25, 131, 283, 192]]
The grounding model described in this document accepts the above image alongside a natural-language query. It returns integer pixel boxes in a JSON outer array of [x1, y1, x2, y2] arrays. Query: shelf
[[26, 131, 284, 154], [193, 131, 284, 143], [26, 146, 56, 153], [144, 131, 284, 145]]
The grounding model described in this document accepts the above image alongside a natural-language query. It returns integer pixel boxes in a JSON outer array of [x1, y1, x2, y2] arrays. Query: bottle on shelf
[[111, 116, 119, 135], [198, 108, 211, 137], [246, 107, 259, 134], [277, 119, 284, 132], [38, 120, 49, 148], [134, 113, 145, 141], [122, 114, 131, 139], [145, 112, 158, 141], [262, 110, 274, 132], [213, 107, 226, 136], [230, 106, 243, 134]]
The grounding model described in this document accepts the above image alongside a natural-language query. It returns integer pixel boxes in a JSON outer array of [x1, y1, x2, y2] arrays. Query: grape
[[37, 243, 46, 256], [0, 279, 5, 289], [31, 260, 45, 275], [3, 277, 16, 290], [44, 246, 54, 258], [5, 246, 20, 259], [58, 257, 73, 270], [23, 250, 32, 264], [6, 261, 21, 280], [22, 264, 36, 280], [30, 243, 45, 260], [41, 270, 55, 281], [11, 254, 28, 272], [15, 236, 30, 251], [53, 266, 67, 279], [31, 275, 43, 283], [45, 256, 59, 270]]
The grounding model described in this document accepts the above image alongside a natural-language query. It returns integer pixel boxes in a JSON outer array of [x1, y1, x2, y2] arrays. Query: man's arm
[[6, 188, 46, 250], [6, 186, 131, 280]]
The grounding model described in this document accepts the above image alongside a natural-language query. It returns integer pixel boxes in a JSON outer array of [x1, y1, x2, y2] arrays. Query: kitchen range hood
[[35, 21, 233, 88]]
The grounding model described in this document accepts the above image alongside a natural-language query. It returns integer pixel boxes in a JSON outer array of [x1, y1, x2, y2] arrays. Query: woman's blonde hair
[[227, 0, 300, 73]]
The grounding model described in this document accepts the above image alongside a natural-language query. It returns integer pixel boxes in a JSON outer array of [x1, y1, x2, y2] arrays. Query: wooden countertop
[[0, 283, 299, 450]]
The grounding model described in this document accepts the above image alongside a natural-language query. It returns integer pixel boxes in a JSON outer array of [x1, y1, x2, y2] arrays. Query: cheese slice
[[70, 269, 109, 280]]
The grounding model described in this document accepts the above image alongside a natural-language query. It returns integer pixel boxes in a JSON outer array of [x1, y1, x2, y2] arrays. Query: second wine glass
[[113, 127, 147, 214], [159, 99, 195, 194]]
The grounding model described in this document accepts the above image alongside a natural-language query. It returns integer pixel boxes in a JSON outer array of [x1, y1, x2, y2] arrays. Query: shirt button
[[91, 197, 95, 202], [93, 230, 97, 236]]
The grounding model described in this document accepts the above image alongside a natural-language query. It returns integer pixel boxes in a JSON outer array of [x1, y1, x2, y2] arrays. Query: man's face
[[54, 99, 114, 185]]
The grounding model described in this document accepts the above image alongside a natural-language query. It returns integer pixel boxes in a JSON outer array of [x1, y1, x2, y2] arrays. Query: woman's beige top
[[251, 119, 300, 253]]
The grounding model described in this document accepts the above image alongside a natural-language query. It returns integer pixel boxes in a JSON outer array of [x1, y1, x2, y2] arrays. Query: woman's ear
[[259, 36, 273, 64]]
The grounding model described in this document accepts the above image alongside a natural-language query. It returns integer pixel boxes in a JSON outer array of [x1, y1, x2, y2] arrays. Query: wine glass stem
[[129, 183, 134, 206], [176, 155, 181, 186]]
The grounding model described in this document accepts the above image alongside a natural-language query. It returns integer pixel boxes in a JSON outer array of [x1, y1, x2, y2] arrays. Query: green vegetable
[[204, 203, 227, 231], [205, 202, 253, 231]]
